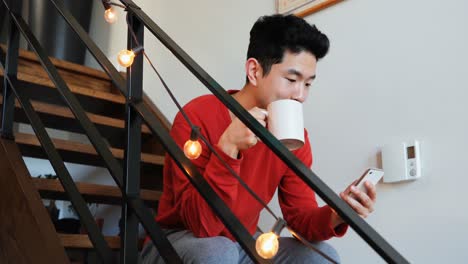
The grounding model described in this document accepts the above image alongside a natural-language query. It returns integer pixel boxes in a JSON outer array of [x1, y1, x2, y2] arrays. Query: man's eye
[[285, 78, 296, 83]]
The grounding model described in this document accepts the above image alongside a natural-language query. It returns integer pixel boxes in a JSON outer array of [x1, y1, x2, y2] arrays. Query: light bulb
[[117, 49, 136, 67], [104, 8, 117, 23], [255, 232, 279, 259], [184, 139, 202, 159]]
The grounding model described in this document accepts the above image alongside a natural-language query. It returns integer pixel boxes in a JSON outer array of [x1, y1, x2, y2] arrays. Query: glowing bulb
[[104, 8, 117, 23], [184, 139, 202, 159], [255, 232, 279, 259], [117, 49, 136, 67]]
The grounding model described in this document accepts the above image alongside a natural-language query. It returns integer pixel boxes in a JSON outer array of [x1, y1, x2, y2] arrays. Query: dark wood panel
[[0, 138, 69, 264]]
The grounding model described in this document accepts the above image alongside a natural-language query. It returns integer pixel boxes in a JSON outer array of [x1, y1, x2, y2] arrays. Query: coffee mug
[[266, 99, 305, 150]]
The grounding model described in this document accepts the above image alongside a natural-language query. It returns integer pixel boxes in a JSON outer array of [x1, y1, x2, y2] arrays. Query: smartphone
[[354, 168, 384, 192]]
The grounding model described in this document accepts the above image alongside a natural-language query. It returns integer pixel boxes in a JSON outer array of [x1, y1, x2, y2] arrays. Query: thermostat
[[382, 140, 421, 182]]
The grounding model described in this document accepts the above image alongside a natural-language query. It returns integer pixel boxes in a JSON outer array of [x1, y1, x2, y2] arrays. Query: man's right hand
[[217, 107, 268, 159]]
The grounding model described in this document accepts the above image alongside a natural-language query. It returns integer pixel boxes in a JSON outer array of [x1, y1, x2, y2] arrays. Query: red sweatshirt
[[155, 91, 347, 241]]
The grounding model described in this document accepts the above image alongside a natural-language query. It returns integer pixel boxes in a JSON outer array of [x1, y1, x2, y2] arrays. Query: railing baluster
[[121, 13, 144, 264], [0, 0, 20, 140]]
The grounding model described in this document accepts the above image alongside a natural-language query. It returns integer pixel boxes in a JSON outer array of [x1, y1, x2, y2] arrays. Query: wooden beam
[[294, 0, 344, 18]]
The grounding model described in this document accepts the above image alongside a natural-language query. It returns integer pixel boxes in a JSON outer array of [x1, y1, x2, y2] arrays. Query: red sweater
[[155, 92, 347, 241]]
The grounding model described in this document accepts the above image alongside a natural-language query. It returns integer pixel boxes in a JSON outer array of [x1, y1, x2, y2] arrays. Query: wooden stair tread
[[15, 132, 165, 165], [1, 46, 123, 102], [14, 72, 125, 104], [17, 47, 113, 81], [58, 234, 144, 250], [33, 178, 161, 205], [0, 94, 151, 134]]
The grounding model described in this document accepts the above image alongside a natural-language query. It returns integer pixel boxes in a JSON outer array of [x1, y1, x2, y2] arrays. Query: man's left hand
[[340, 181, 377, 218], [330, 181, 377, 227]]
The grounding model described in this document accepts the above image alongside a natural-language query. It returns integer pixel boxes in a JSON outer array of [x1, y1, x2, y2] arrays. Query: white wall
[[303, 1, 468, 263], [95, 0, 468, 262]]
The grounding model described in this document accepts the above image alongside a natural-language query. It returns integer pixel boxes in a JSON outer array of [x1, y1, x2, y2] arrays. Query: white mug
[[266, 99, 304, 150]]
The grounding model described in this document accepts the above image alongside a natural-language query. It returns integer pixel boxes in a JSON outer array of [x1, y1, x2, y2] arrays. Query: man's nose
[[291, 85, 306, 103]]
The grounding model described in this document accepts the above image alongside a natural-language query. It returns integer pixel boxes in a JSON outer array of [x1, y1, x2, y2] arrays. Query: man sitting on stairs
[[141, 14, 377, 264]]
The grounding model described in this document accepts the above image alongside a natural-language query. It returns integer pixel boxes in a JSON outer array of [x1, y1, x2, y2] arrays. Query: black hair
[[246, 14, 329, 81]]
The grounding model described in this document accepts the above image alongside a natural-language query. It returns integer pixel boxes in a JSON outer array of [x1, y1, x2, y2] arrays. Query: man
[[141, 14, 376, 263]]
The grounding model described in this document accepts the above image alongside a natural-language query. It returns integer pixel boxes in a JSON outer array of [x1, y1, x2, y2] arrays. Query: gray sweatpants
[[140, 229, 340, 263]]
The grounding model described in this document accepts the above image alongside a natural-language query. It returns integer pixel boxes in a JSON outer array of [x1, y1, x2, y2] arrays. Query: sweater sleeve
[[166, 111, 240, 238], [278, 131, 348, 241]]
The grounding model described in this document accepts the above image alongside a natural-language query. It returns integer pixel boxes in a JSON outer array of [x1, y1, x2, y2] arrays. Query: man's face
[[254, 50, 317, 108]]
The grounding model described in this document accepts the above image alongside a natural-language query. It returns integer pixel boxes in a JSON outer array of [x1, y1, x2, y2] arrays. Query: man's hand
[[330, 181, 377, 227], [217, 107, 267, 158]]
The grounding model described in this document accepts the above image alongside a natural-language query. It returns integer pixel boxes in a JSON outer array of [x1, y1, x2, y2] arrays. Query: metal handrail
[[0, 8, 113, 264], [119, 0, 409, 263], [0, 1, 181, 263]]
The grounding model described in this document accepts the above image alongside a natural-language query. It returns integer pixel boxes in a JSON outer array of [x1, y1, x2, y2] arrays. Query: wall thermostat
[[382, 140, 421, 182]]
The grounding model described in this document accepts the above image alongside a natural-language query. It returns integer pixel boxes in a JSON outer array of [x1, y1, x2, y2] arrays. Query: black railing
[[0, 1, 114, 262], [121, 12, 144, 263], [0, 0, 17, 140], [0, 0, 181, 263]]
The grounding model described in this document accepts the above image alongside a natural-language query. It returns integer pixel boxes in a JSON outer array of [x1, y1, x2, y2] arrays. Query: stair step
[[2, 44, 115, 94], [15, 132, 165, 167], [1, 94, 165, 154], [0, 73, 126, 120], [1, 49, 126, 119], [18, 72, 125, 104], [33, 178, 161, 206], [59, 234, 144, 250], [0, 94, 151, 134]]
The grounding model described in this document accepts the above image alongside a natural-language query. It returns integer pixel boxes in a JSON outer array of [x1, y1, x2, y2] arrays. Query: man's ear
[[245, 58, 262, 86]]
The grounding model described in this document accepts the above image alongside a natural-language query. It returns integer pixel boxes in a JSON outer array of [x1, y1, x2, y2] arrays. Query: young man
[[141, 14, 376, 263]]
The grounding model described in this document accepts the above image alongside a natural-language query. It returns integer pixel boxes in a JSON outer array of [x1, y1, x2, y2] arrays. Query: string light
[[256, 218, 286, 259], [104, 8, 117, 23], [256, 232, 279, 259], [101, 1, 125, 24], [184, 127, 202, 160], [117, 46, 144, 68]]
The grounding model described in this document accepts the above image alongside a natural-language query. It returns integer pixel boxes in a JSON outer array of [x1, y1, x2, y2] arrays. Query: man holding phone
[[142, 14, 377, 263]]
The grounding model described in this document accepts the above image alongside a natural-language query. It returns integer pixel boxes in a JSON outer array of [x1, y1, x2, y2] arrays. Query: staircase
[[0, 46, 167, 262]]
